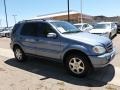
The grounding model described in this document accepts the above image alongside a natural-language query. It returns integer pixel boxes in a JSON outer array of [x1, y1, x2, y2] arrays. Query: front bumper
[[89, 48, 116, 68]]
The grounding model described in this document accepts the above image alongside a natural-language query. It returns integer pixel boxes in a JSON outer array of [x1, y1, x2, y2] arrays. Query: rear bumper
[[89, 48, 116, 68]]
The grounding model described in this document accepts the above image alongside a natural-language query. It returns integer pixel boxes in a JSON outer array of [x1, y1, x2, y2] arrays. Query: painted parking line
[[0, 48, 120, 86], [0, 48, 14, 58]]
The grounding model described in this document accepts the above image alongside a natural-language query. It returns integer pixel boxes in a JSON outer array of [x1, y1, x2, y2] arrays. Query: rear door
[[19, 22, 39, 55]]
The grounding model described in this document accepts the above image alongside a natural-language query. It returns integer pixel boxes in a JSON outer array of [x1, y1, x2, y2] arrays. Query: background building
[[32, 10, 93, 23]]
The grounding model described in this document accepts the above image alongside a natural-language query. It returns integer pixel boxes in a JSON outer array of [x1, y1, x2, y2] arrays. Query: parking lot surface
[[0, 35, 120, 90]]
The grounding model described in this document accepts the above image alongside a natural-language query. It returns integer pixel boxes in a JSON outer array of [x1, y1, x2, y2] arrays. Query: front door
[[35, 22, 61, 59]]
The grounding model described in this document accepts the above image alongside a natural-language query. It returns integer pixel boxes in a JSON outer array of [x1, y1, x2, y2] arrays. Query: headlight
[[93, 46, 106, 54]]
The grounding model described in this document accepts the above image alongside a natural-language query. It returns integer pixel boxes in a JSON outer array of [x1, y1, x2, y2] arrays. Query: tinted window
[[37, 23, 55, 37], [84, 24, 88, 28], [12, 24, 20, 34], [20, 23, 38, 36]]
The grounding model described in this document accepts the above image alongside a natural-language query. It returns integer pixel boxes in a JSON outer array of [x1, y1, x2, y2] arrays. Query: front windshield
[[51, 21, 81, 34], [94, 24, 110, 29]]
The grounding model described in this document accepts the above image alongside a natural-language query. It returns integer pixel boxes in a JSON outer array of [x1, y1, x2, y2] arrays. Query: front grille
[[106, 43, 113, 53], [92, 33, 101, 35]]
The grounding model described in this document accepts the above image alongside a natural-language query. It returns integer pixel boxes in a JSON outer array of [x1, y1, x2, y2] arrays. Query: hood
[[89, 29, 110, 34], [63, 32, 111, 46]]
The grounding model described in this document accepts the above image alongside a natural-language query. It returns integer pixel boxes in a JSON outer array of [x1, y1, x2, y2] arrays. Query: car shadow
[[117, 32, 120, 34], [5, 57, 115, 87], [111, 34, 117, 40]]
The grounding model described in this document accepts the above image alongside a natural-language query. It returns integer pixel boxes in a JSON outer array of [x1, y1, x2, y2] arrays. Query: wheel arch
[[63, 49, 93, 68], [13, 44, 23, 51]]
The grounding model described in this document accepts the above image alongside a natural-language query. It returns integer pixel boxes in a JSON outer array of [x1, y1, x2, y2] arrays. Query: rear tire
[[13, 46, 27, 62], [115, 31, 117, 36], [65, 53, 92, 77], [6, 33, 9, 38]]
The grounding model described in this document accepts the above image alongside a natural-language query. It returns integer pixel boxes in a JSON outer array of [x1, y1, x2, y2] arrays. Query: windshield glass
[[93, 24, 110, 29], [51, 21, 81, 34]]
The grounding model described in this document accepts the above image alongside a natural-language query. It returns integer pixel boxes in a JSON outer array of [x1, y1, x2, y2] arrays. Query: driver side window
[[38, 23, 56, 37]]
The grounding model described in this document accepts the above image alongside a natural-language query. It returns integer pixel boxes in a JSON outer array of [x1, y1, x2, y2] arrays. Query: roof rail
[[19, 18, 53, 23], [31, 18, 53, 21]]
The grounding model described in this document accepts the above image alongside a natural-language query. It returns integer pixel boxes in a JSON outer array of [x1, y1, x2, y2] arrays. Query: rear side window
[[20, 23, 38, 36], [12, 24, 20, 34]]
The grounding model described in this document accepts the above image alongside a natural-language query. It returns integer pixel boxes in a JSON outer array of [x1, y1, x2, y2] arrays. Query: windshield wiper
[[62, 31, 81, 34]]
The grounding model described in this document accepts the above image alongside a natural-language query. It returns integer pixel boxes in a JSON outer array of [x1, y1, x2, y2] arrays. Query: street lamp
[[80, 0, 83, 23], [3, 0, 8, 27], [12, 15, 17, 24], [67, 0, 70, 22]]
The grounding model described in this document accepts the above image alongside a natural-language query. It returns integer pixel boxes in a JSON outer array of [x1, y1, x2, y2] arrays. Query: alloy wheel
[[69, 57, 85, 74]]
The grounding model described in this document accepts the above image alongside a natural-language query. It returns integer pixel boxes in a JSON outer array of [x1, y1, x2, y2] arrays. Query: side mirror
[[47, 33, 57, 38]]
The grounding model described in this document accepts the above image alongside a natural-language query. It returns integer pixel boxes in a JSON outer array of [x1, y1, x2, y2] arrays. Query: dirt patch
[[0, 68, 6, 71]]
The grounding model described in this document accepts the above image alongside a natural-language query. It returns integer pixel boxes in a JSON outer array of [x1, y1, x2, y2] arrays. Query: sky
[[0, 0, 120, 27]]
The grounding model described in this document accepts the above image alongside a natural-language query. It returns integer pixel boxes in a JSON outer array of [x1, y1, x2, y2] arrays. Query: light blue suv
[[10, 20, 115, 77]]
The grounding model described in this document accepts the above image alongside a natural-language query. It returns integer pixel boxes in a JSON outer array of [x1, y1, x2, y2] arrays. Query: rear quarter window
[[12, 24, 20, 35], [20, 23, 38, 36]]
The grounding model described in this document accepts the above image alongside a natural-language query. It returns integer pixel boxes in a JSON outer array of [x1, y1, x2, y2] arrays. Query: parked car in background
[[74, 23, 93, 32], [5, 27, 13, 38], [0, 27, 4, 32], [0, 28, 5, 37], [0, 28, 3, 37], [115, 22, 120, 33], [10, 19, 115, 77], [89, 22, 117, 38], [0, 27, 13, 37]]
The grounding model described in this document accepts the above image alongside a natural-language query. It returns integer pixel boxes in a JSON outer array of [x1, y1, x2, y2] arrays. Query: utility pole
[[80, 0, 83, 23], [12, 15, 17, 24], [67, 0, 70, 22], [4, 0, 8, 27]]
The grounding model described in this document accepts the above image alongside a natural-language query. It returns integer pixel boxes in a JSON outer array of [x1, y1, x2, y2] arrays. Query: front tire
[[14, 47, 27, 62], [65, 53, 92, 77]]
